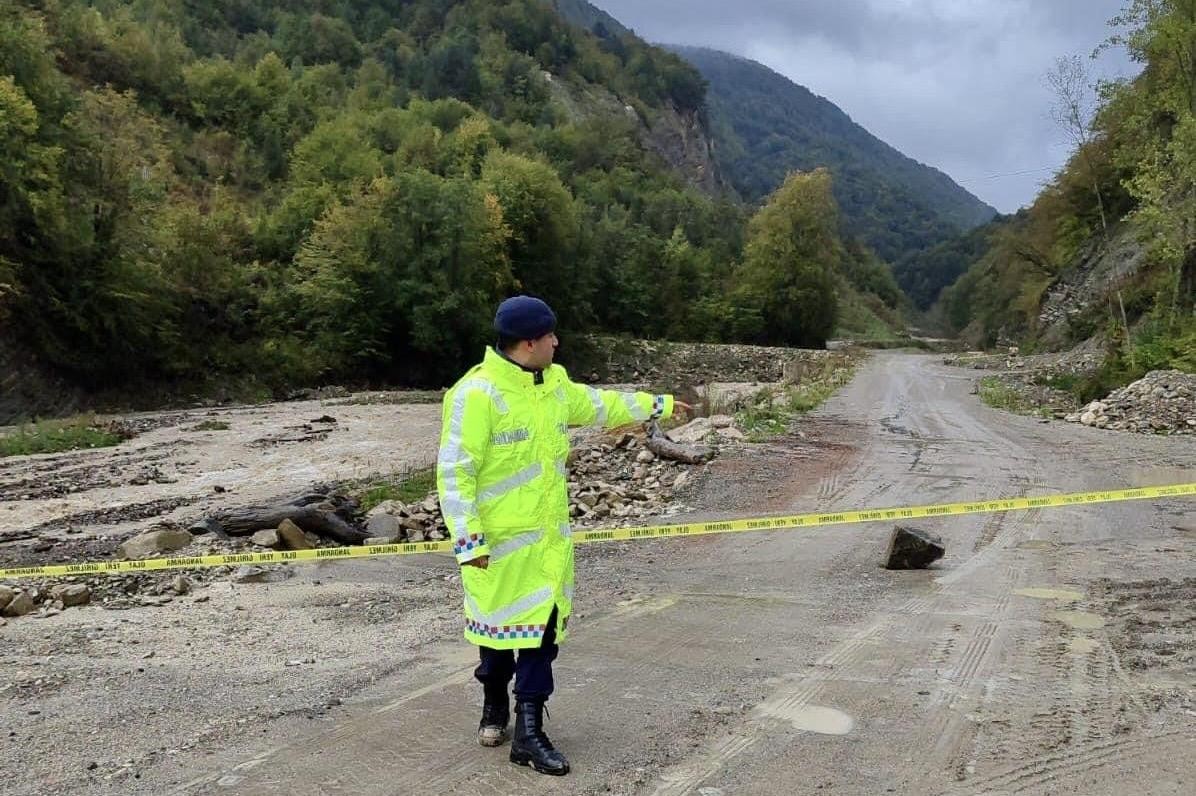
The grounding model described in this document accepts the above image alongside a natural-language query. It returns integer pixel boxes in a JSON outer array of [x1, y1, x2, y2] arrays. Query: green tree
[[1102, 1, 1196, 327], [276, 13, 363, 67], [15, 87, 182, 381], [733, 169, 840, 346], [156, 191, 259, 375], [286, 171, 513, 383], [0, 75, 64, 252], [480, 149, 583, 317], [290, 113, 384, 185], [184, 57, 267, 132]]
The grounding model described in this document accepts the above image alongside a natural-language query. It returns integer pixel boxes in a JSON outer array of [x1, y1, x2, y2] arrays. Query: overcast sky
[[592, 0, 1137, 213]]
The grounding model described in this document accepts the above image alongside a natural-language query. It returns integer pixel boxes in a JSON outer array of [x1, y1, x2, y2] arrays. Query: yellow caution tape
[[1, 482, 1193, 581]]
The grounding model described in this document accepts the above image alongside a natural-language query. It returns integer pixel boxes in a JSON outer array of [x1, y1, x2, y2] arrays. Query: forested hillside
[[896, 219, 1003, 309], [664, 45, 997, 301], [0, 0, 724, 393], [0, 0, 907, 410], [936, 0, 1196, 394]]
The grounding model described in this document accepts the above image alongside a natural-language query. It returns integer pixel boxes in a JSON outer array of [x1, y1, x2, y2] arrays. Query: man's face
[[525, 331, 558, 369]]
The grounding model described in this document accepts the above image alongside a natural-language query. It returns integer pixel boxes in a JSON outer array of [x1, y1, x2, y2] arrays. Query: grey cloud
[[593, 0, 1136, 212]]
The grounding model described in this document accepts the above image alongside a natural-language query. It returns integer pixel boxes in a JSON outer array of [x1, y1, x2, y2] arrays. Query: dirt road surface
[[3, 353, 1194, 795]]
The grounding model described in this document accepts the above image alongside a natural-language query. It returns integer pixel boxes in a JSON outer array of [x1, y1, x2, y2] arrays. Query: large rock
[[118, 527, 194, 560], [49, 584, 91, 608], [366, 500, 405, 518], [366, 513, 402, 540], [580, 336, 836, 385], [277, 519, 314, 550], [669, 417, 714, 444], [0, 585, 14, 612], [400, 515, 429, 532], [251, 529, 280, 548], [884, 526, 945, 570], [2, 590, 36, 617]]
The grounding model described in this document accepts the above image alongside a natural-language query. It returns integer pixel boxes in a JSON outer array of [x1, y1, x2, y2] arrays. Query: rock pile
[[565, 428, 693, 524], [1065, 370, 1196, 434], [945, 348, 1104, 376], [363, 496, 448, 544], [1, 582, 95, 620], [362, 417, 741, 537], [0, 528, 242, 620]]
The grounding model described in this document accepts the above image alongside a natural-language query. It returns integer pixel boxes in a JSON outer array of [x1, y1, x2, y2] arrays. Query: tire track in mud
[[942, 729, 1190, 795], [847, 377, 1052, 788], [648, 357, 1061, 795], [899, 382, 1181, 788], [651, 620, 895, 796], [925, 514, 1164, 794]]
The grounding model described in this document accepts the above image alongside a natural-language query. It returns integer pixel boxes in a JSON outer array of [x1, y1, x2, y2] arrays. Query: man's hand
[[462, 556, 490, 569], [675, 401, 694, 419]]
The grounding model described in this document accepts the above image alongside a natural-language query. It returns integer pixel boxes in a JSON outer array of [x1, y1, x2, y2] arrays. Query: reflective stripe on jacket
[[437, 347, 674, 650]]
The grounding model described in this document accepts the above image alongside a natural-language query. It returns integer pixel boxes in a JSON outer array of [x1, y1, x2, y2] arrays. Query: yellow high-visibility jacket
[[437, 347, 674, 650]]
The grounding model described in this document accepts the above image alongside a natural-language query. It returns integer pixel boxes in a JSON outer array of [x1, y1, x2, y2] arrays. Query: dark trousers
[[475, 607, 559, 702]]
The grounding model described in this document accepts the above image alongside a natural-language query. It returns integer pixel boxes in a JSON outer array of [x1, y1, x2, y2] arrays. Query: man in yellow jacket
[[437, 295, 688, 776]]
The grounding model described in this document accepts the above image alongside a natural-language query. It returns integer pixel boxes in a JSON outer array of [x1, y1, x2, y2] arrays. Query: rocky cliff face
[[1037, 224, 1149, 348], [543, 0, 726, 194], [644, 105, 723, 194], [543, 70, 725, 195]]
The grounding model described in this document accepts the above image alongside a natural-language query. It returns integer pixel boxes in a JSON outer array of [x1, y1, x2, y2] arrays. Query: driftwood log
[[645, 421, 714, 465], [204, 492, 370, 546]]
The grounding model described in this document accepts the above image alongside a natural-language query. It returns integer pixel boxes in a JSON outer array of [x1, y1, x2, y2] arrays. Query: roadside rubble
[[948, 347, 1194, 436], [1065, 370, 1196, 434], [0, 416, 749, 622], [944, 346, 1104, 376], [363, 415, 745, 540]]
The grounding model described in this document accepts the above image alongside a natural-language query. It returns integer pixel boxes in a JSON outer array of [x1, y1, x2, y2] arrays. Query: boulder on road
[[884, 526, 945, 570]]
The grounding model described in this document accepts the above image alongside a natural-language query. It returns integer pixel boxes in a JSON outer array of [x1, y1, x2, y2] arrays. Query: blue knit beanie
[[494, 295, 557, 340]]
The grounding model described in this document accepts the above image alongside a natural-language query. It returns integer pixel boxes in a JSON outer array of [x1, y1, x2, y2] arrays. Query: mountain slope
[[0, 0, 741, 405], [669, 46, 997, 290], [935, 4, 1194, 396]]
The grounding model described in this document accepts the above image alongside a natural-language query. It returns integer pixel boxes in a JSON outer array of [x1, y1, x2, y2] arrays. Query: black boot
[[510, 700, 569, 775], [478, 684, 510, 747]]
